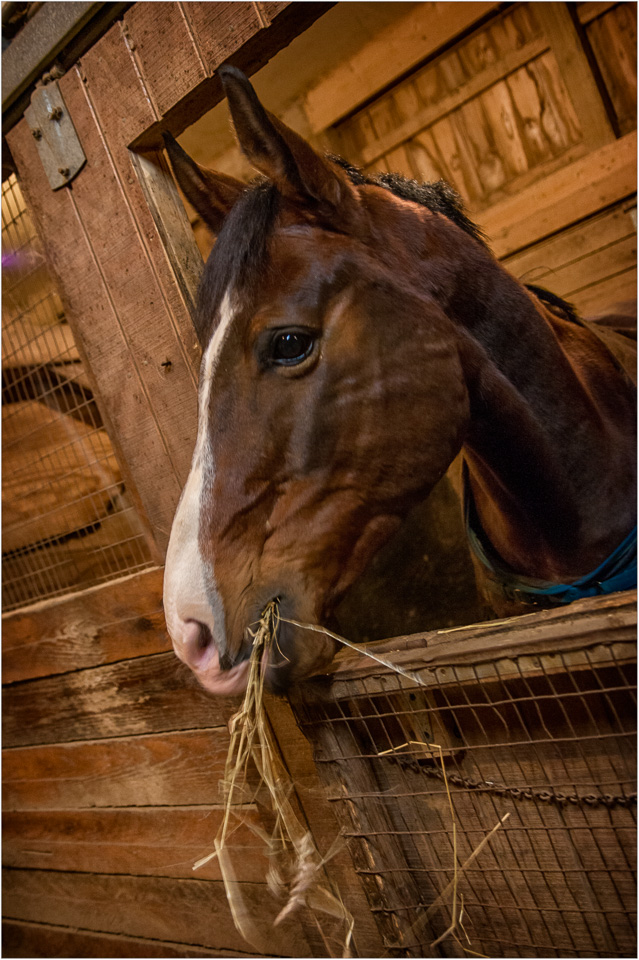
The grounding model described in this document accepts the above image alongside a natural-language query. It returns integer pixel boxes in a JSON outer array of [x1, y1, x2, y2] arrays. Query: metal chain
[[388, 756, 637, 808]]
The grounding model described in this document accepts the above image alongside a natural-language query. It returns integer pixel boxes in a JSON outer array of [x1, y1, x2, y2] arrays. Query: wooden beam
[[2, 566, 167, 683], [359, 34, 549, 168], [2, 650, 244, 748], [1, 922, 240, 959], [577, 1, 618, 26], [479, 129, 637, 258], [310, 590, 636, 684], [2, 729, 231, 810], [532, 1, 615, 147], [2, 869, 307, 957], [303, 1, 499, 133], [2, 806, 267, 882], [266, 696, 385, 958]]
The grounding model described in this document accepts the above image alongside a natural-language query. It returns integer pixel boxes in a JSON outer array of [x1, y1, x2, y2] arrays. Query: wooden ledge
[[307, 589, 636, 684]]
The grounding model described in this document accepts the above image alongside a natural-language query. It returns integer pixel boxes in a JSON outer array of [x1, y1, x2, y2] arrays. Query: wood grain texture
[[574, 268, 637, 317], [3, 567, 168, 684], [58, 60, 199, 492], [303, 1, 499, 133], [532, 1, 614, 147], [266, 696, 386, 958], [182, 2, 264, 75], [123, 3, 207, 118], [2, 729, 231, 810], [2, 807, 268, 882], [586, 2, 637, 135], [6, 114, 186, 556], [2, 869, 308, 957], [76, 25, 202, 380], [2, 921, 249, 958], [312, 590, 636, 684], [478, 129, 636, 257], [503, 200, 637, 315], [3, 651, 241, 748]]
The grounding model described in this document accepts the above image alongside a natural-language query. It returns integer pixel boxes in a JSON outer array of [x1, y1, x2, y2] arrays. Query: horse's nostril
[[218, 650, 234, 671], [181, 619, 215, 669]]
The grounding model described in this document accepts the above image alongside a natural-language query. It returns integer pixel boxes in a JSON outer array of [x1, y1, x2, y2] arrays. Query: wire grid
[[2, 175, 154, 611], [294, 640, 637, 958]]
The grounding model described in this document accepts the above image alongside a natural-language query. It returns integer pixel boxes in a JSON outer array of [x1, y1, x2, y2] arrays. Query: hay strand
[[194, 601, 354, 957]]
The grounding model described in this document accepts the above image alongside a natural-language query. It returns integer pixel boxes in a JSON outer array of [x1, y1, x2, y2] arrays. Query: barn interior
[[2, 3, 636, 958]]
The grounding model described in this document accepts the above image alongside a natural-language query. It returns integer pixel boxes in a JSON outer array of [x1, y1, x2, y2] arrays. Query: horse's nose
[[178, 618, 248, 672], [178, 619, 218, 671]]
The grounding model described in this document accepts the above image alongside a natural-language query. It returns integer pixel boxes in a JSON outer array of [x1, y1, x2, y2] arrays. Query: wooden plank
[[2, 807, 268, 882], [2, 651, 241, 748], [303, 2, 499, 133], [478, 129, 637, 258], [1, 922, 231, 959], [577, 1, 619, 26], [75, 24, 203, 374], [122, 2, 207, 118], [586, 3, 637, 135], [182, 2, 264, 75], [1, 869, 307, 957], [6, 114, 185, 555], [128, 2, 332, 145], [2, 728, 232, 810], [312, 590, 636, 684], [571, 267, 638, 316], [60, 57, 200, 477], [358, 36, 548, 168], [532, 1, 614, 147], [2, 920, 246, 958], [531, 234, 636, 299], [131, 150, 204, 327], [503, 201, 636, 282], [2, 567, 168, 683], [266, 697, 385, 958]]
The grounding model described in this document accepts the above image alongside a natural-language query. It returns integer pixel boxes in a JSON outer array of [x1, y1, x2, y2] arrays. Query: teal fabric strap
[[464, 477, 637, 606]]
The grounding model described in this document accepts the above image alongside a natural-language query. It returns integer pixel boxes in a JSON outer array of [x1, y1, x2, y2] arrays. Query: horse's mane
[[524, 283, 579, 323], [329, 155, 487, 246]]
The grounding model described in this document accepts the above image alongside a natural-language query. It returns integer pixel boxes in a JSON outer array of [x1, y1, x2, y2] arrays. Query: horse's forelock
[[195, 180, 280, 346]]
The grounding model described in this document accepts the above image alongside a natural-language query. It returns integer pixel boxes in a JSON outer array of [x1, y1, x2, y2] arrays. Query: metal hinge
[[24, 80, 86, 190]]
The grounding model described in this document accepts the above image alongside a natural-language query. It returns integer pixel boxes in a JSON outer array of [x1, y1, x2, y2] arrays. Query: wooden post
[[532, 2, 615, 148]]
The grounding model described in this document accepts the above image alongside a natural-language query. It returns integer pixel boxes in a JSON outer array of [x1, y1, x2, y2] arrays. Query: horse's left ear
[[219, 65, 360, 228], [163, 132, 245, 235]]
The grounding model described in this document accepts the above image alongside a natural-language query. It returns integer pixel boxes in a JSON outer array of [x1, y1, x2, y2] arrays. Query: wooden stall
[[2, 2, 636, 957]]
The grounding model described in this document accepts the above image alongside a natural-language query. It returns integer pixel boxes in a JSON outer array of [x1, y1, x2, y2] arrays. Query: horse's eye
[[271, 331, 315, 365]]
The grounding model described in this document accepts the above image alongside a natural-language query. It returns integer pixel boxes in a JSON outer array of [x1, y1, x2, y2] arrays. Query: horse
[[163, 65, 636, 696]]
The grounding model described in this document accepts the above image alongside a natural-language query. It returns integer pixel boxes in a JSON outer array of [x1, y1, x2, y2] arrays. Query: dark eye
[[270, 330, 315, 366]]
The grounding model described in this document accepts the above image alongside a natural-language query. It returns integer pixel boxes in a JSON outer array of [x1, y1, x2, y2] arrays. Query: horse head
[[161, 67, 502, 694]]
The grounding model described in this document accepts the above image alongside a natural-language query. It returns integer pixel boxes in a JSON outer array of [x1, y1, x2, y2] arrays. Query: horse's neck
[[455, 277, 636, 581]]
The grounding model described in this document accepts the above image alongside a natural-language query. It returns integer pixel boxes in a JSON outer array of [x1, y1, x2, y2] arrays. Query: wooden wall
[[2, 2, 636, 957], [3, 4, 382, 958], [330, 1, 636, 318]]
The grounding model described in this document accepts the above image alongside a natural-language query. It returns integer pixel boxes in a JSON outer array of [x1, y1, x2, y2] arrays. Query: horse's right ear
[[218, 65, 360, 229], [163, 133, 245, 235]]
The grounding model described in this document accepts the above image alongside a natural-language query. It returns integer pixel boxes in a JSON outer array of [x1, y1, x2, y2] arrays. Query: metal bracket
[[24, 80, 86, 190]]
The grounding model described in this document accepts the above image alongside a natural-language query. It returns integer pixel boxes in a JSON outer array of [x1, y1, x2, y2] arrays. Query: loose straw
[[198, 607, 511, 957], [194, 602, 354, 958]]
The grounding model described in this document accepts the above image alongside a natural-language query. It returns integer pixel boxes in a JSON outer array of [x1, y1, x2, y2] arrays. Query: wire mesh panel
[[293, 618, 636, 958], [2, 175, 154, 611]]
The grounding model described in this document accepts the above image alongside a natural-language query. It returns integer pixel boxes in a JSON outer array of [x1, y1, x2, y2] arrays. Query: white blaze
[[163, 292, 236, 663]]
